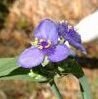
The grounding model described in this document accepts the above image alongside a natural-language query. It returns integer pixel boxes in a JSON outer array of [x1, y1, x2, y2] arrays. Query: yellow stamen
[[30, 38, 38, 46]]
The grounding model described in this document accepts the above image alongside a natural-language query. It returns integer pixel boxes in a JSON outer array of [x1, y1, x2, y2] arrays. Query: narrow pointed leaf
[[79, 75, 92, 99], [0, 57, 55, 82], [0, 67, 49, 82]]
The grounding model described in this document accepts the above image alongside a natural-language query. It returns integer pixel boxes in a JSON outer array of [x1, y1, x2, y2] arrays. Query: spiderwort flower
[[57, 21, 86, 53], [18, 19, 71, 68]]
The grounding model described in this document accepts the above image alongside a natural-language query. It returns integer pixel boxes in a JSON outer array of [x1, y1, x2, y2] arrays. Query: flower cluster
[[18, 19, 86, 68]]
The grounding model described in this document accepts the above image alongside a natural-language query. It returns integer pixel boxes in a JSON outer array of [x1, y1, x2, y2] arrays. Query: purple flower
[[57, 21, 86, 53], [18, 19, 71, 68]]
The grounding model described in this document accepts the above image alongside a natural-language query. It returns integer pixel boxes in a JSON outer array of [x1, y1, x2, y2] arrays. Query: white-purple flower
[[18, 19, 71, 68]]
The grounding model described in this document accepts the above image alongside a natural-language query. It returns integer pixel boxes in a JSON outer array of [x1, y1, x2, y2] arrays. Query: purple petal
[[34, 19, 58, 44], [66, 28, 86, 52], [57, 22, 86, 52], [48, 44, 70, 62], [18, 47, 44, 68], [57, 21, 68, 37]]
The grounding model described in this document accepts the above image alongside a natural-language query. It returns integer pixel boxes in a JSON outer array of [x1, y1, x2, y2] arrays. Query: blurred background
[[0, 0, 98, 99]]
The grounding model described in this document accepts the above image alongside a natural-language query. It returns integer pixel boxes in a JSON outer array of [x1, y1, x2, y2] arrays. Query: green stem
[[49, 80, 63, 99]]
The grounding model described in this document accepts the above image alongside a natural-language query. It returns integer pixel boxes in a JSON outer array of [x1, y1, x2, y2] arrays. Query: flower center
[[30, 38, 51, 49], [38, 39, 51, 49], [41, 41, 48, 47]]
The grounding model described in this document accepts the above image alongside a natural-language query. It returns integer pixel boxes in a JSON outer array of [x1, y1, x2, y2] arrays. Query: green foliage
[[57, 57, 84, 78], [0, 57, 48, 82], [58, 57, 92, 99], [0, 57, 92, 99], [79, 76, 92, 99], [0, 57, 18, 76]]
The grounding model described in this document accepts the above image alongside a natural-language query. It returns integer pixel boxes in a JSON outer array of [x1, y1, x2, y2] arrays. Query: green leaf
[[58, 57, 84, 77], [0, 67, 49, 83], [79, 75, 92, 99], [0, 58, 55, 82], [0, 57, 18, 76]]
